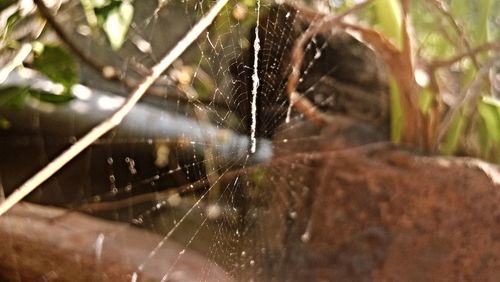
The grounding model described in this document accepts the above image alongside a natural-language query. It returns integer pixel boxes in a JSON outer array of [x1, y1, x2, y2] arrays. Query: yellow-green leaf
[[478, 97, 500, 142], [442, 112, 466, 155], [102, 1, 133, 50], [419, 88, 434, 114], [373, 0, 402, 48]]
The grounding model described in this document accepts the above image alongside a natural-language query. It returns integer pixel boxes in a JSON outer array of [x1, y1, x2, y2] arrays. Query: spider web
[[0, 0, 370, 280]]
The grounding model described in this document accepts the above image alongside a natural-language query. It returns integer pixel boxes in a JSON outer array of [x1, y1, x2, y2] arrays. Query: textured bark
[[244, 125, 500, 281], [0, 203, 233, 282]]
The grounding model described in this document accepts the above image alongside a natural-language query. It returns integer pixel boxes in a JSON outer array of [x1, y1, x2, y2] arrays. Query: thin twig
[[427, 41, 499, 148], [429, 41, 500, 70], [420, 5, 499, 148], [0, 0, 230, 217], [0, 43, 32, 83], [78, 142, 391, 212], [437, 57, 500, 144], [33, 0, 230, 110], [78, 180, 210, 211], [425, 0, 480, 70], [33, 0, 120, 79], [337, 20, 422, 142]]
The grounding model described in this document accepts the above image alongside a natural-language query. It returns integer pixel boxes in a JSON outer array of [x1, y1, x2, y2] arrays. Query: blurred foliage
[[0, 85, 74, 127], [362, 0, 499, 162], [418, 88, 434, 115], [0, 116, 10, 129], [32, 43, 79, 94], [389, 79, 403, 143], [442, 109, 466, 155], [0, 86, 74, 106], [369, 0, 405, 143], [80, 0, 134, 50], [0, 0, 16, 11], [478, 97, 500, 162], [372, 0, 401, 48]]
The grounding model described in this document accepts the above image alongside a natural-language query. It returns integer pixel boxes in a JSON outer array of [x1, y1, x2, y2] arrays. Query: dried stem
[[338, 20, 422, 145], [33, 0, 121, 80], [78, 179, 210, 212], [33, 0, 229, 109], [425, 0, 480, 70], [429, 41, 500, 70], [0, 0, 230, 217], [420, 0, 499, 149], [437, 57, 500, 144], [78, 142, 390, 212], [0, 44, 32, 83], [425, 41, 499, 149], [399, 0, 422, 146]]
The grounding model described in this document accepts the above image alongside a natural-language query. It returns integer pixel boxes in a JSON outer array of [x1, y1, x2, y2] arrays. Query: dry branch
[[0, 202, 232, 281], [0, 0, 230, 217], [32, 0, 228, 109], [424, 0, 480, 69], [429, 41, 500, 70], [336, 20, 422, 145], [437, 57, 500, 143], [33, 0, 121, 80]]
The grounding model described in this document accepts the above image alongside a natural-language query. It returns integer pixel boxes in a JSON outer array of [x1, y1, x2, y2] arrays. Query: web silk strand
[[250, 0, 261, 153], [0, 0, 230, 217]]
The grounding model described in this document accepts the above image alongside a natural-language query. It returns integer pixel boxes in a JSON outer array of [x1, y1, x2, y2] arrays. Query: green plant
[[366, 0, 499, 161]]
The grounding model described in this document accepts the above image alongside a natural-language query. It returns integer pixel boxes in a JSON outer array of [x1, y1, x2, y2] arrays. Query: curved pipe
[[1, 69, 273, 165]]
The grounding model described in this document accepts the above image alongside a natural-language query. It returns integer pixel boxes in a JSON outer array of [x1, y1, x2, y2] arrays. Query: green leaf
[[32, 44, 79, 92], [450, 0, 467, 20], [29, 89, 75, 104], [93, 0, 122, 15], [478, 97, 500, 142], [418, 88, 434, 114], [91, 0, 113, 9], [478, 97, 500, 162], [242, 0, 256, 8], [373, 0, 402, 48], [478, 116, 491, 158], [0, 86, 74, 108], [101, 1, 134, 50], [442, 111, 466, 155], [80, 0, 99, 28], [451, 0, 493, 44], [475, 0, 492, 43]]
